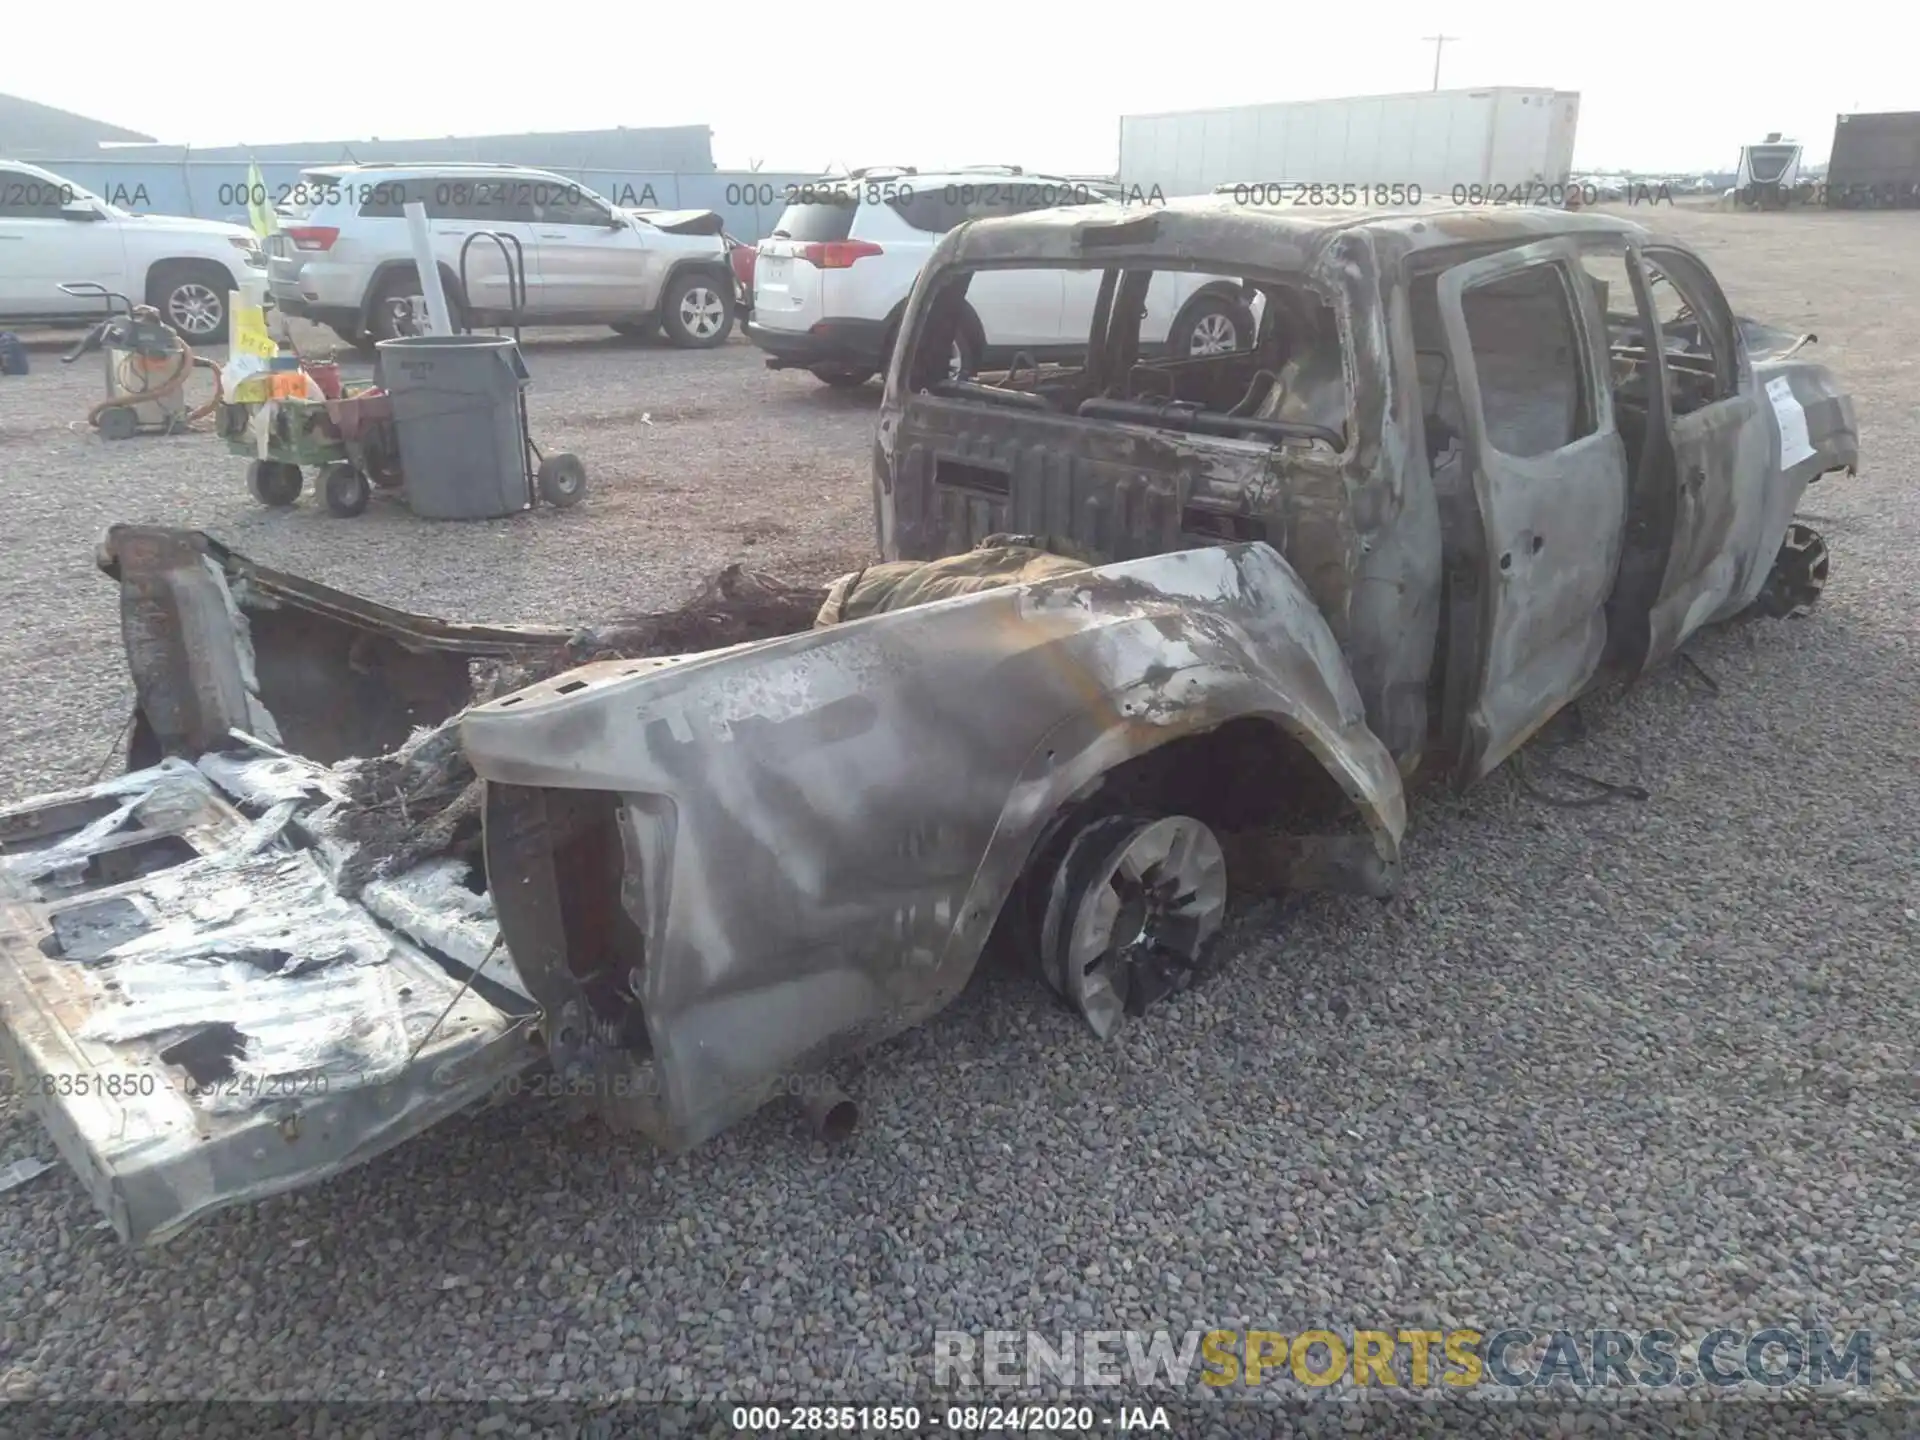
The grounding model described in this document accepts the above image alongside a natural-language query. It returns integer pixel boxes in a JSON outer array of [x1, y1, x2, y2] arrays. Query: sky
[[3, 0, 1909, 173]]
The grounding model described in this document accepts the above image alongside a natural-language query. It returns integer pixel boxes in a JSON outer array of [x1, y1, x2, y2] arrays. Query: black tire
[[321, 463, 371, 517], [659, 270, 734, 349], [1167, 293, 1256, 358], [809, 365, 876, 389], [610, 321, 657, 341], [97, 405, 141, 441], [949, 317, 983, 380], [148, 262, 231, 346], [367, 270, 462, 344], [247, 460, 302, 506], [1753, 522, 1830, 618], [536, 453, 588, 508]]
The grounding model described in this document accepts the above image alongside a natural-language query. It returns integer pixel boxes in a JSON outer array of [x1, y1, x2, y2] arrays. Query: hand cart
[[219, 384, 402, 517]]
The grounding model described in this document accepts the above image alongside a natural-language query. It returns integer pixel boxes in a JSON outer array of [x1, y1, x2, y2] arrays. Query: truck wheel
[[536, 453, 588, 508], [149, 262, 231, 346], [247, 460, 302, 506], [660, 271, 734, 348], [321, 463, 371, 517], [1169, 294, 1256, 357], [1035, 812, 1229, 1039], [1754, 522, 1830, 618]]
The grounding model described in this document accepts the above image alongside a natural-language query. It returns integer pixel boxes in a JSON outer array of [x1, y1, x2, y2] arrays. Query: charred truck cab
[[875, 196, 1857, 787], [0, 199, 1856, 1246]]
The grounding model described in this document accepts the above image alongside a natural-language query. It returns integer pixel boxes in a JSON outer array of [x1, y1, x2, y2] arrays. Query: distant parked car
[[747, 165, 1254, 388], [726, 234, 755, 327], [266, 164, 737, 349], [0, 159, 265, 344]]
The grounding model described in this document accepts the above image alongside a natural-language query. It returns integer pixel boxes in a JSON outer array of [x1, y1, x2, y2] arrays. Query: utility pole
[[1422, 34, 1459, 91]]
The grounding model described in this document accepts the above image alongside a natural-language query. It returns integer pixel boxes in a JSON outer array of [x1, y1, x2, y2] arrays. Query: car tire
[[149, 262, 232, 347], [949, 325, 982, 380], [536, 453, 588, 508], [809, 365, 876, 389], [321, 463, 371, 517], [368, 270, 463, 345], [1168, 293, 1256, 358], [660, 271, 734, 349], [247, 460, 302, 507]]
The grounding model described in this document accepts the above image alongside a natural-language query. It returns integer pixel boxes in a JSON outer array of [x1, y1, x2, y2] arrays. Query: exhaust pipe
[[798, 1077, 858, 1144]]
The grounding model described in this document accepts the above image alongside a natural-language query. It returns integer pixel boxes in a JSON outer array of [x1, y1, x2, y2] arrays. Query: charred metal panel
[[1710, 358, 1856, 622], [463, 545, 1405, 1151], [1433, 238, 1630, 780], [890, 402, 1272, 565], [98, 525, 580, 766], [0, 761, 537, 1245]]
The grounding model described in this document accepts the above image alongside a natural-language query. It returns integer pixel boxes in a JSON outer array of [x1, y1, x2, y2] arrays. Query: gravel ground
[[1, 206, 1916, 1421]]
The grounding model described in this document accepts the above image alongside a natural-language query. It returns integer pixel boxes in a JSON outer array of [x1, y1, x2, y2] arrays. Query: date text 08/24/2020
[[729, 1405, 1173, 1432], [1224, 180, 1676, 207]]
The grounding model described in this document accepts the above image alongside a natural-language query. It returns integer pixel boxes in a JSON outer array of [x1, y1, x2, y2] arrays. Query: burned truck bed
[[2, 525, 1405, 1244]]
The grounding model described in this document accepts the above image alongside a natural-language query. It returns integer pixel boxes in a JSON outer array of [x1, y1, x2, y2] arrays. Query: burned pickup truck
[[0, 200, 1855, 1245]]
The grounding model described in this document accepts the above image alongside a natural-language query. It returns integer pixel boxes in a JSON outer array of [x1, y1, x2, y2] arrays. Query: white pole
[[402, 201, 452, 337]]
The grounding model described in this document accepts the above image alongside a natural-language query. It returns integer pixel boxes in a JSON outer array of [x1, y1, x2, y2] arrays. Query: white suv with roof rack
[[266, 162, 737, 349], [746, 166, 1256, 387]]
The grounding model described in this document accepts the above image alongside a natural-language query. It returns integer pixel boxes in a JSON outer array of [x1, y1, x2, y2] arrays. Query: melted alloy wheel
[[1755, 522, 1830, 618], [1040, 815, 1229, 1038]]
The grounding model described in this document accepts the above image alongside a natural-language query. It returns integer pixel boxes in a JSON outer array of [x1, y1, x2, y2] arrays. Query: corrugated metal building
[[0, 93, 155, 155], [89, 126, 716, 173]]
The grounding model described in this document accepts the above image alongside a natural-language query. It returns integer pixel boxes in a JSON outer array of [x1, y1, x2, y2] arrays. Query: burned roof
[[940, 193, 1655, 275]]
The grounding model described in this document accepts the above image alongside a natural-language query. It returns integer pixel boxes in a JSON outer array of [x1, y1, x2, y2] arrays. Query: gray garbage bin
[[375, 334, 532, 520]]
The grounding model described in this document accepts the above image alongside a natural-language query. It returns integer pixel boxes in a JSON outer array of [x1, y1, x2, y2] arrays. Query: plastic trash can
[[375, 334, 532, 519]]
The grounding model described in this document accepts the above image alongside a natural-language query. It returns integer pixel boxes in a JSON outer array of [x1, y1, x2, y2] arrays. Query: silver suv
[[266, 162, 736, 349]]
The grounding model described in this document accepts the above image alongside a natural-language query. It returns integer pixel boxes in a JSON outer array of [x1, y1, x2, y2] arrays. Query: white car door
[[528, 186, 654, 318], [957, 190, 1062, 349], [0, 169, 128, 315]]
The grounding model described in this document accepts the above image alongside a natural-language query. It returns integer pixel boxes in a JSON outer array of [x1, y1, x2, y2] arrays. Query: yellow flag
[[246, 161, 277, 239], [231, 296, 277, 362]]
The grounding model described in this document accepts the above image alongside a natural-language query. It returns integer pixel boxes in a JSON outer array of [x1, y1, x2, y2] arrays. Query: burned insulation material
[[330, 565, 830, 896]]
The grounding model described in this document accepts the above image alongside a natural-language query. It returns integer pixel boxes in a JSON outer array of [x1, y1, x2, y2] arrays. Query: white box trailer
[[1119, 87, 1580, 199]]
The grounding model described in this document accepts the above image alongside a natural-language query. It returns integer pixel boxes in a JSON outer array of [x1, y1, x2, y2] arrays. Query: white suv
[[0, 160, 265, 343], [747, 167, 1255, 387], [267, 163, 737, 349]]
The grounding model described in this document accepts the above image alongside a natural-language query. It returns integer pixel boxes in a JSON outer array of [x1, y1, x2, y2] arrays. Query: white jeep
[[264, 163, 737, 349]]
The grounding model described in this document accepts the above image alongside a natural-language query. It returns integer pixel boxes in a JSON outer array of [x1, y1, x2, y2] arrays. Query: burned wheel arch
[[459, 542, 1407, 1151]]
